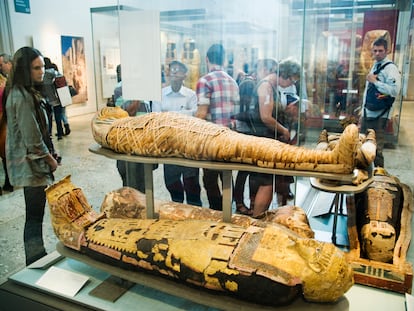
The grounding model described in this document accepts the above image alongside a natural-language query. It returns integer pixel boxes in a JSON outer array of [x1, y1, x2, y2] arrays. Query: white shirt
[[152, 85, 197, 116]]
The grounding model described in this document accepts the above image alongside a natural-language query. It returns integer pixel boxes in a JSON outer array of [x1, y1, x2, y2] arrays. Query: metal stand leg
[[222, 171, 233, 223], [144, 163, 155, 219], [331, 193, 345, 245]]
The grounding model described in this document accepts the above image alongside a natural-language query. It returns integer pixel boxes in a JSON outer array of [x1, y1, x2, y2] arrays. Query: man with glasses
[[152, 60, 202, 206], [361, 37, 400, 168]]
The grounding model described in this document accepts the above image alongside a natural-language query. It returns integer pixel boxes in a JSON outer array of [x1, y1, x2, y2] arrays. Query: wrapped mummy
[[316, 128, 376, 169], [92, 107, 364, 175], [100, 186, 316, 239], [46, 176, 353, 306]]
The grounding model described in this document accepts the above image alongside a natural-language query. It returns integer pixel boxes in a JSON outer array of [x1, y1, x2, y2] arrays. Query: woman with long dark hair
[[4, 47, 58, 265]]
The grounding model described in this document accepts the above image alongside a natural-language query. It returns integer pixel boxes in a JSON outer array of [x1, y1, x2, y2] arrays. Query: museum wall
[[4, 0, 102, 116], [2, 0, 414, 119], [3, 0, 299, 117]]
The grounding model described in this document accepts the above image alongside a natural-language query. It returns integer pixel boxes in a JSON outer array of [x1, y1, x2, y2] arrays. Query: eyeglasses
[[170, 67, 184, 73]]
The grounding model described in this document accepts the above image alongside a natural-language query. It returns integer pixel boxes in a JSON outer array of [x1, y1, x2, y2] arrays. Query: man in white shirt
[[153, 60, 197, 115], [152, 61, 201, 206]]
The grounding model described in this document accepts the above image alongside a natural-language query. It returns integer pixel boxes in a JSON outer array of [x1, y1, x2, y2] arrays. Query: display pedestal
[[89, 143, 356, 223], [56, 243, 303, 310], [4, 250, 221, 310], [310, 177, 373, 246]]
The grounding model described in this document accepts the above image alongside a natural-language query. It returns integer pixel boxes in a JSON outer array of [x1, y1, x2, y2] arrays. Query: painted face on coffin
[[294, 239, 354, 302]]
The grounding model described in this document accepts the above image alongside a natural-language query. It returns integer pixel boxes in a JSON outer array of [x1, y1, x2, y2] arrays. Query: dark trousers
[[164, 164, 202, 206], [234, 171, 249, 204], [234, 171, 261, 206], [117, 160, 146, 193], [362, 117, 387, 167], [203, 168, 227, 210], [24, 186, 47, 265]]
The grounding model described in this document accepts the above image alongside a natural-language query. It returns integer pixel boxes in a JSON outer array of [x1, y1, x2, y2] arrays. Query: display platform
[[5, 251, 217, 311], [89, 143, 357, 223], [88, 143, 357, 181], [1, 247, 408, 311], [55, 243, 346, 310]]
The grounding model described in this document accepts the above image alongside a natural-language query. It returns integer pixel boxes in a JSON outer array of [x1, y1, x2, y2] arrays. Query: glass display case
[[300, 1, 412, 147], [90, 1, 413, 212], [91, 0, 413, 147]]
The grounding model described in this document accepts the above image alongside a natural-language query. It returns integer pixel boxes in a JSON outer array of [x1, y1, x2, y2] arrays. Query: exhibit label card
[[36, 266, 89, 297]]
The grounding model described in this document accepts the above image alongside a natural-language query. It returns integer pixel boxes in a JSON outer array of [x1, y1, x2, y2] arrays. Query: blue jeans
[[53, 105, 64, 137], [61, 106, 68, 124]]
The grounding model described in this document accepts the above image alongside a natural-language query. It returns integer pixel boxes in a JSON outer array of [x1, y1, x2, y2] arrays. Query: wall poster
[[61, 35, 88, 104]]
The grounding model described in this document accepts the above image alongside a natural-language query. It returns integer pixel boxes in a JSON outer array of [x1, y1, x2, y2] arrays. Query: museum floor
[[0, 102, 413, 310]]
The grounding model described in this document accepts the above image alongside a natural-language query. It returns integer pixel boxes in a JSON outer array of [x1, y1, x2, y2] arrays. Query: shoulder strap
[[256, 79, 278, 93], [373, 62, 393, 75], [254, 79, 278, 100], [255, 79, 270, 88]]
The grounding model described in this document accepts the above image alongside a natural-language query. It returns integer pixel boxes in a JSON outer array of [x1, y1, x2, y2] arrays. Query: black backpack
[[233, 80, 286, 138], [365, 62, 395, 111]]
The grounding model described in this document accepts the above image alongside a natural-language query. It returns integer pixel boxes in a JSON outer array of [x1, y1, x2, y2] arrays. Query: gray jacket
[[6, 87, 54, 187]]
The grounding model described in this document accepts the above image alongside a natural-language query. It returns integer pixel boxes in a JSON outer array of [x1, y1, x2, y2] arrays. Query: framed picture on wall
[[61, 35, 88, 104]]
